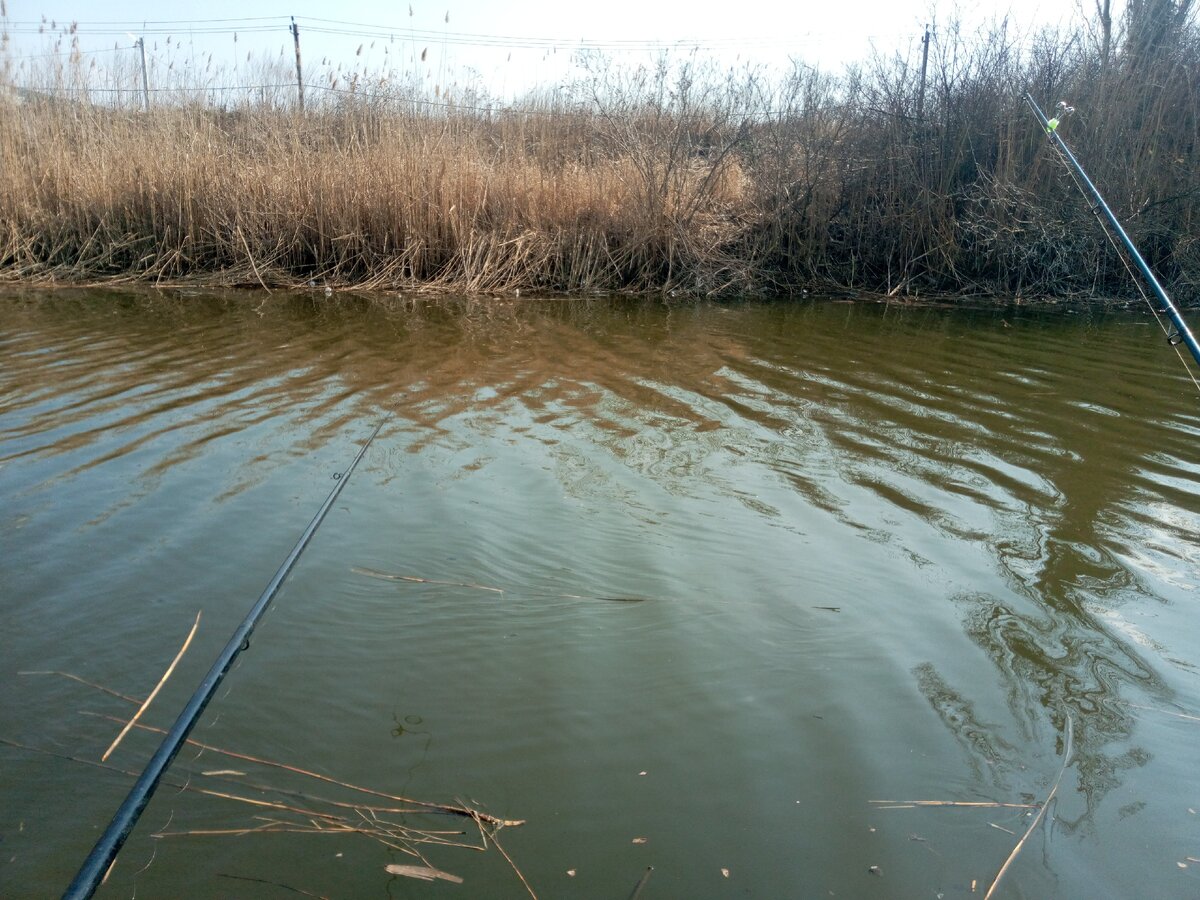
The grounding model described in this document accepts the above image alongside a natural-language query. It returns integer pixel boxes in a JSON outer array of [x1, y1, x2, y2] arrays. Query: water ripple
[[4, 291, 1200, 896]]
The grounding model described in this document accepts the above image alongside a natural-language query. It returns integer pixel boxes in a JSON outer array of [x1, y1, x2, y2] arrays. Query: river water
[[1, 289, 1198, 898]]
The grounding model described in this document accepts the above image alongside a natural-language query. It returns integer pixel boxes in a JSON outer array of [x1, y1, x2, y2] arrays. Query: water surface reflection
[[2, 289, 1198, 897]]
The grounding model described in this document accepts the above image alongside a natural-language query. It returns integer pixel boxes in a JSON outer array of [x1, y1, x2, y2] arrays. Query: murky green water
[[2, 289, 1199, 898]]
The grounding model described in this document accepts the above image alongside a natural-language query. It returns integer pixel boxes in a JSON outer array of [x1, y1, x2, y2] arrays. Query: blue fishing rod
[[1024, 93, 1200, 374], [64, 418, 387, 899]]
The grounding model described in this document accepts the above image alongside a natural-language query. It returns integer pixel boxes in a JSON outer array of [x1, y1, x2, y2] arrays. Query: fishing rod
[[1023, 93, 1200, 374], [64, 417, 388, 900]]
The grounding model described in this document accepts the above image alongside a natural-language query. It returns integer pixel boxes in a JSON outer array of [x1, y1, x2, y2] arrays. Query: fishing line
[[1046, 109, 1200, 393], [1024, 93, 1200, 395], [63, 416, 388, 900], [1064, 161, 1200, 394]]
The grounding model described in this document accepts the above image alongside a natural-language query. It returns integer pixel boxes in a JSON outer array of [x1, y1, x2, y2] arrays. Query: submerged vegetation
[[1, 4, 1198, 299]]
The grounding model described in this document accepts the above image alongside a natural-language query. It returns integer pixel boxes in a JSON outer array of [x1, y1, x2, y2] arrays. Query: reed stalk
[[2, 10, 1197, 299]]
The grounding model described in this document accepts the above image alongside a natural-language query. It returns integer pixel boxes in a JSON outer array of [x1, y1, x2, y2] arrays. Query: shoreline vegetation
[[1, 6, 1198, 302]]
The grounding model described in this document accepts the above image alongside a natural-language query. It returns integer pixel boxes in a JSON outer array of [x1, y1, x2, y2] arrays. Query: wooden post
[[291, 17, 304, 113], [137, 37, 150, 112]]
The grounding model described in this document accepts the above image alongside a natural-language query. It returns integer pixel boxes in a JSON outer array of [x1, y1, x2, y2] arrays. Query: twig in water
[[352, 566, 504, 594], [869, 800, 1037, 809], [628, 866, 654, 900], [152, 823, 281, 838], [14, 675, 531, 885], [81, 710, 523, 827], [5, 738, 374, 830], [218, 873, 328, 899], [1121, 702, 1200, 723], [102, 611, 201, 761], [552, 593, 649, 603], [983, 714, 1074, 900], [236, 227, 272, 294], [487, 820, 538, 900]]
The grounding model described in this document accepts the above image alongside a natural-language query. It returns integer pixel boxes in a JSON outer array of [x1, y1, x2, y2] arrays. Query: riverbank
[[3, 16, 1197, 301]]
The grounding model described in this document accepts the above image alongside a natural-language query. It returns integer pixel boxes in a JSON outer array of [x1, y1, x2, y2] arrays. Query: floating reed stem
[[352, 566, 505, 594], [983, 715, 1074, 900], [868, 800, 1038, 809], [101, 611, 201, 761], [82, 710, 521, 827], [4, 735, 521, 888], [487, 824, 539, 900]]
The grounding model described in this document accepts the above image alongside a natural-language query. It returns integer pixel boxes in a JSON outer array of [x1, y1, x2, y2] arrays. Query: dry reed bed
[[0, 102, 750, 294], [2, 10, 1199, 299]]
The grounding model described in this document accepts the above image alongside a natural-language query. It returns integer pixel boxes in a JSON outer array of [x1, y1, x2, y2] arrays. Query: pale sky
[[3, 0, 1097, 100]]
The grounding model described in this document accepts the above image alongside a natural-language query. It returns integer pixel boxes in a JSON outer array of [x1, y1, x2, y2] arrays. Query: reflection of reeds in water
[[2, 13, 1200, 296], [913, 661, 1019, 787], [12, 671, 533, 897]]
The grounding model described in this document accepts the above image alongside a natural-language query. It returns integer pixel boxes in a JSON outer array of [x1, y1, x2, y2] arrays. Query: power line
[[302, 27, 806, 52], [4, 16, 881, 52], [296, 16, 819, 50], [8, 82, 295, 94], [2, 16, 1056, 79], [5, 14, 854, 47], [4, 25, 284, 36], [0, 44, 134, 61], [5, 16, 287, 26]]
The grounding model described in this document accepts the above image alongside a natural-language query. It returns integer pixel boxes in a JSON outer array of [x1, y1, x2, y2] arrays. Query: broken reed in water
[[2, 12, 1198, 299], [11, 669, 533, 895]]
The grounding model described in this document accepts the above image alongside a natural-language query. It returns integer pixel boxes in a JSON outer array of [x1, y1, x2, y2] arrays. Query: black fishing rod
[[1023, 93, 1200, 372], [64, 418, 388, 900]]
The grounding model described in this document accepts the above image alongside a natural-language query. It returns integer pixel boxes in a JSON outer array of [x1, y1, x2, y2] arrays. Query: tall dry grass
[[1, 8, 1198, 300], [0, 86, 751, 294]]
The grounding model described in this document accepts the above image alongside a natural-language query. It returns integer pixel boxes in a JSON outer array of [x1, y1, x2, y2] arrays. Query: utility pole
[[291, 17, 304, 113], [136, 37, 150, 112], [917, 24, 930, 118]]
